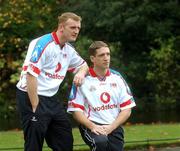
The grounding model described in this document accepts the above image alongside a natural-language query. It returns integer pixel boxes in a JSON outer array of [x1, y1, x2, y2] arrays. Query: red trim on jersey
[[68, 68, 75, 73], [22, 65, 28, 71], [52, 32, 65, 47], [120, 99, 132, 108], [22, 65, 40, 75], [70, 102, 85, 111], [89, 68, 110, 77], [29, 64, 41, 75]]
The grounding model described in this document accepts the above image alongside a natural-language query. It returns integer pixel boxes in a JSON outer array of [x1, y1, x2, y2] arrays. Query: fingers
[[91, 125, 107, 135], [73, 74, 84, 87], [73, 77, 82, 87], [102, 125, 113, 135], [91, 129, 100, 135]]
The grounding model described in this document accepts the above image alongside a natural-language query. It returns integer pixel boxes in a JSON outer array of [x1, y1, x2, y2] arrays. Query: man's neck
[[56, 31, 66, 47], [93, 67, 108, 77]]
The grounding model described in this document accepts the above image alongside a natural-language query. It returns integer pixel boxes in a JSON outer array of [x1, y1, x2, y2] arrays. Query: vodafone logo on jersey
[[45, 62, 64, 80], [45, 72, 65, 79], [93, 92, 118, 112], [93, 104, 118, 112], [100, 92, 110, 104], [55, 63, 61, 72]]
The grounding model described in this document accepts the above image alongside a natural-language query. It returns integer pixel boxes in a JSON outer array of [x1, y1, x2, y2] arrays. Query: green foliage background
[[0, 0, 179, 119]]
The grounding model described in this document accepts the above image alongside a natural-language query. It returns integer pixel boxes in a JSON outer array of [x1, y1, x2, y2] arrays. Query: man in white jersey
[[16, 12, 88, 151], [67, 41, 136, 151]]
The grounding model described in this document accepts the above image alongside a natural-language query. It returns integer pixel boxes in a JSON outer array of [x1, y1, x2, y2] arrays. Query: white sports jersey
[[16, 32, 85, 97], [67, 68, 136, 124]]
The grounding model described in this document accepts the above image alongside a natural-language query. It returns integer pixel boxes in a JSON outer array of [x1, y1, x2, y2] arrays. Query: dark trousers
[[79, 124, 124, 151], [16, 89, 73, 151]]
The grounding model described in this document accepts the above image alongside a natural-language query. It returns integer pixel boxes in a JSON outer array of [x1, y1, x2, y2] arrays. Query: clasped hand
[[90, 124, 114, 136]]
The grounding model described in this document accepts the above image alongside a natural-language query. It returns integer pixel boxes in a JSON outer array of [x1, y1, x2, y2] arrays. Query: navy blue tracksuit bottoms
[[16, 89, 73, 151], [79, 124, 124, 151]]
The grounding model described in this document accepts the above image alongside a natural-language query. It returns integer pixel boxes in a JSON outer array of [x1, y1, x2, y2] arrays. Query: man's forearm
[[73, 111, 109, 135], [111, 108, 131, 130], [77, 62, 89, 75], [26, 73, 39, 112], [73, 111, 95, 130], [73, 63, 89, 86]]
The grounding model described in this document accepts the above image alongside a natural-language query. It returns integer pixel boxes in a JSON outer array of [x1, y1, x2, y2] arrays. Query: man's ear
[[90, 55, 94, 63], [58, 23, 64, 31]]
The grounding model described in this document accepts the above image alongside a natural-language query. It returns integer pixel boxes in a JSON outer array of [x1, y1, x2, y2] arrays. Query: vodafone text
[[93, 104, 118, 111], [45, 72, 65, 79]]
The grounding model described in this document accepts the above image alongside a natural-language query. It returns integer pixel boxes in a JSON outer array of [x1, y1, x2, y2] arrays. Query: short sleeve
[[68, 51, 86, 73], [26, 34, 53, 77], [67, 84, 85, 113], [119, 78, 136, 110]]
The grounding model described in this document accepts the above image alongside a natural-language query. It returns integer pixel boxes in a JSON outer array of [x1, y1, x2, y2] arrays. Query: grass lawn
[[0, 123, 180, 151]]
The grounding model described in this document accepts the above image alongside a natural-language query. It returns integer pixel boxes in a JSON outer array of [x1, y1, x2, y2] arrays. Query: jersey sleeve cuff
[[68, 101, 85, 111], [27, 64, 40, 77], [67, 108, 84, 114], [68, 61, 86, 74], [120, 101, 136, 110]]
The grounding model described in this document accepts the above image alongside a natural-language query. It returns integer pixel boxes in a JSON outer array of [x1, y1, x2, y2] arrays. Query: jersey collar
[[89, 68, 111, 77], [52, 32, 65, 48]]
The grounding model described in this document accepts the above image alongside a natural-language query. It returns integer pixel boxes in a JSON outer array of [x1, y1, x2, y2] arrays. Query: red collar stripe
[[89, 68, 110, 77], [52, 32, 60, 44]]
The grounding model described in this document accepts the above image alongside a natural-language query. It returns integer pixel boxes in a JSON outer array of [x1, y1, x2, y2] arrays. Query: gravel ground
[[127, 146, 180, 151], [157, 147, 180, 151]]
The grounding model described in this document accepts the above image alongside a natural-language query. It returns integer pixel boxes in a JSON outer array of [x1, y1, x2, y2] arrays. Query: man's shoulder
[[109, 68, 128, 83], [66, 42, 75, 49], [80, 73, 94, 87], [110, 68, 123, 77], [37, 33, 53, 44], [83, 72, 92, 81], [30, 33, 53, 46]]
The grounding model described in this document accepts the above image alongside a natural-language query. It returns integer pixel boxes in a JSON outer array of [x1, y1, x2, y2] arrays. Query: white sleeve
[[119, 78, 136, 110], [67, 84, 85, 113], [68, 51, 86, 73]]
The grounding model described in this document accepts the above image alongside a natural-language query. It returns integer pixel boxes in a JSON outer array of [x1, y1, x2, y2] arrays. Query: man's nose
[[74, 27, 80, 33], [104, 54, 109, 59]]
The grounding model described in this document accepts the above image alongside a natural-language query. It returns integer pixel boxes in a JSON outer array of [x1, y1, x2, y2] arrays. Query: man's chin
[[69, 37, 77, 42], [104, 66, 109, 70], [104, 64, 110, 68]]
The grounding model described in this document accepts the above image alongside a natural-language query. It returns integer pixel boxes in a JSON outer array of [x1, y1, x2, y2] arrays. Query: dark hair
[[88, 41, 108, 56]]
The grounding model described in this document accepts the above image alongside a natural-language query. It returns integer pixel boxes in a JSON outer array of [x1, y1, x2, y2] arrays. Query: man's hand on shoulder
[[73, 72, 85, 86], [73, 63, 88, 86]]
